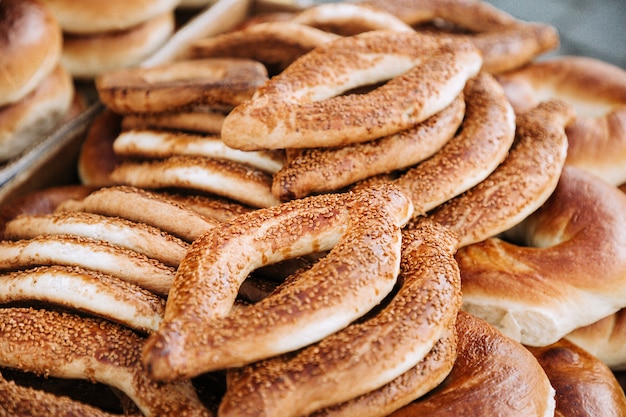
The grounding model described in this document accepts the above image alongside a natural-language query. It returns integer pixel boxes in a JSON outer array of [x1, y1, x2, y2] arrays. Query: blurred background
[[486, 0, 625, 68]]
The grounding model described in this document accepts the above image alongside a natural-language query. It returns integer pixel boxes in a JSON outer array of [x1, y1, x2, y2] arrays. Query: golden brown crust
[[218, 219, 461, 417], [394, 72, 516, 216], [0, 307, 211, 416], [0, 370, 122, 417], [112, 129, 285, 173], [0, 0, 62, 106], [96, 58, 268, 114], [527, 338, 626, 417], [0, 185, 94, 239], [0, 265, 165, 333], [497, 56, 626, 185], [142, 185, 413, 381], [290, 2, 414, 36], [77, 110, 121, 187], [0, 233, 175, 296], [56, 185, 220, 242], [40, 0, 179, 34], [427, 99, 573, 247], [272, 94, 465, 200], [4, 211, 188, 268], [221, 31, 482, 150], [388, 311, 555, 417], [566, 309, 626, 371], [361, 0, 559, 73], [0, 64, 74, 161], [120, 108, 226, 134], [109, 155, 280, 208], [309, 326, 457, 417], [188, 21, 340, 73], [457, 165, 626, 346], [61, 12, 175, 79]]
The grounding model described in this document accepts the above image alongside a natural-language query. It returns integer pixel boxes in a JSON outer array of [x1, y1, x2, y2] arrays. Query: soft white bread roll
[[61, 12, 175, 79], [0, 0, 62, 106], [40, 0, 180, 34], [0, 64, 74, 161]]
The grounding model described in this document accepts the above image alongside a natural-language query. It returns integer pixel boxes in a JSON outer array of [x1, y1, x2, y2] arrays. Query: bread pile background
[[0, 0, 74, 162], [1, 0, 626, 415]]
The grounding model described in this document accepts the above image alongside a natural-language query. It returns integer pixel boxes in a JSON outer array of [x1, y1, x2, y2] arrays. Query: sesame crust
[[142, 185, 413, 381], [394, 71, 516, 215], [0, 307, 211, 416], [109, 155, 280, 208], [0, 265, 164, 333], [388, 311, 555, 417], [428, 99, 574, 247], [56, 185, 220, 243], [218, 220, 461, 417], [220, 31, 482, 150], [272, 93, 465, 200]]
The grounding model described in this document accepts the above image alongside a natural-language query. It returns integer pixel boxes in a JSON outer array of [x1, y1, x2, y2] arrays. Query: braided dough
[[221, 30, 482, 150], [0, 307, 210, 416], [142, 185, 413, 381], [496, 56, 626, 185], [457, 165, 626, 346], [218, 219, 461, 417], [272, 94, 465, 200]]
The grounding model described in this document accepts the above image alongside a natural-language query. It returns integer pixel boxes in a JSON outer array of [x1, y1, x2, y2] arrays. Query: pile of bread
[[1, 0, 626, 415]]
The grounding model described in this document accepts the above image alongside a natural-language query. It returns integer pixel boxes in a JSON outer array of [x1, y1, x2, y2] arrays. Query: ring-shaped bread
[[142, 185, 413, 381], [427, 99, 574, 247], [496, 56, 626, 185], [39, 0, 180, 34], [95, 58, 269, 114], [527, 338, 626, 417], [387, 311, 555, 417], [360, 0, 559, 73], [393, 71, 516, 216], [220, 30, 482, 150], [456, 165, 626, 346], [0, 307, 211, 416], [0, 0, 62, 106], [272, 93, 465, 200], [218, 219, 461, 417], [290, 2, 414, 35], [189, 21, 340, 73], [109, 155, 280, 208], [0, 265, 164, 333]]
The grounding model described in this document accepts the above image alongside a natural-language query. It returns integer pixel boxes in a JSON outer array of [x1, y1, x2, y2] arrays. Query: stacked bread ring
[[2, 0, 626, 415], [0, 0, 74, 162], [39, 0, 180, 79]]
